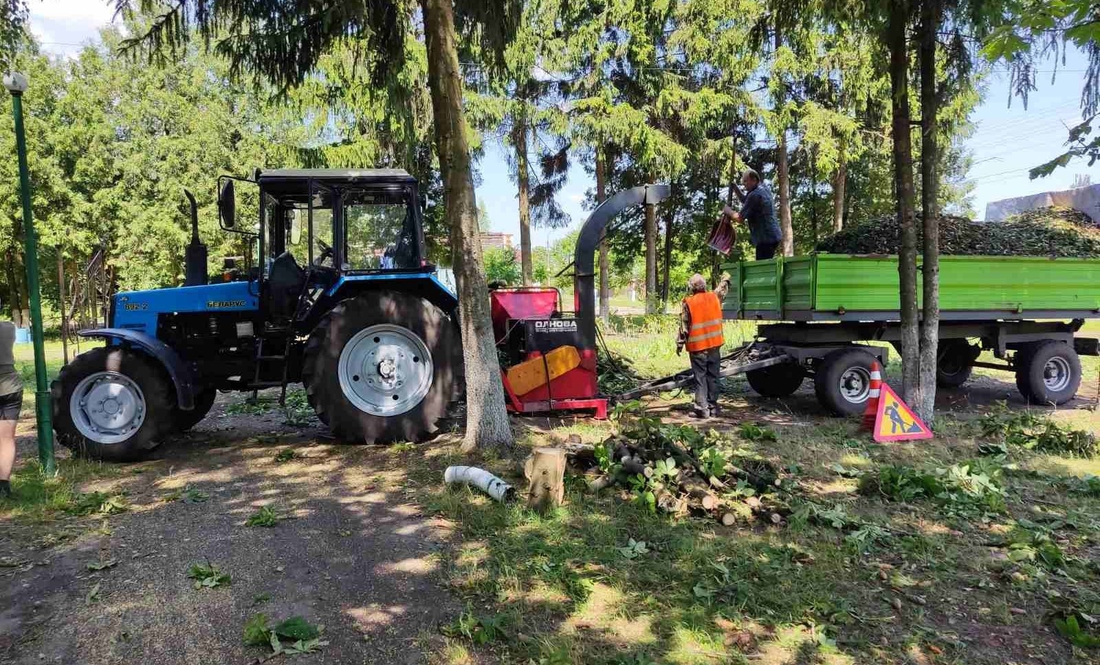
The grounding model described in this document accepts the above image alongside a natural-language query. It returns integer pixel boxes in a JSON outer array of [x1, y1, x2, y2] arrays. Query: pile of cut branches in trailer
[[565, 403, 794, 526], [815, 206, 1100, 257]]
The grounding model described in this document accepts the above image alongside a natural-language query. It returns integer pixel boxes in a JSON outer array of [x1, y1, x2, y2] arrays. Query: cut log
[[682, 478, 719, 511], [524, 447, 567, 511], [587, 475, 615, 492], [720, 512, 738, 526]]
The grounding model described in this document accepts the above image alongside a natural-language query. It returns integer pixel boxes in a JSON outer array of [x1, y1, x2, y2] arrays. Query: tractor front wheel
[[302, 291, 458, 443], [51, 347, 173, 461]]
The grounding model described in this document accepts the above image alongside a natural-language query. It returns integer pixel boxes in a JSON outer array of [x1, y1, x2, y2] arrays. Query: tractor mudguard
[[78, 328, 198, 411]]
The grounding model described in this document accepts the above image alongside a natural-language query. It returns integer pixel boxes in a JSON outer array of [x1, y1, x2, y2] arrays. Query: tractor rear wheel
[[51, 347, 173, 461], [302, 291, 458, 443]]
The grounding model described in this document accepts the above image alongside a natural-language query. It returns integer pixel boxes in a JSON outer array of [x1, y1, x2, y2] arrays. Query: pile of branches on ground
[[815, 206, 1100, 258], [565, 404, 793, 525]]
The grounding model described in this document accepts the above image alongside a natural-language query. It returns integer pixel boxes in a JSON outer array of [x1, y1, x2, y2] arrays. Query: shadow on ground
[[0, 395, 463, 665]]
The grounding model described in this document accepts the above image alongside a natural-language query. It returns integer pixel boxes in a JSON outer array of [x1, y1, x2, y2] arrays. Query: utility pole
[[5, 72, 56, 476]]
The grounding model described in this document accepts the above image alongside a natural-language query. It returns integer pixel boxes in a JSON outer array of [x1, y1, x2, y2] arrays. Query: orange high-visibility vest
[[684, 291, 724, 353]]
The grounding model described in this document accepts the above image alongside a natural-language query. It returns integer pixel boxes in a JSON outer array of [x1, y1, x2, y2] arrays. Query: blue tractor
[[52, 169, 462, 460]]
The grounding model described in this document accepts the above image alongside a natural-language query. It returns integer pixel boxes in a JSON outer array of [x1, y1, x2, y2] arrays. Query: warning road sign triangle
[[873, 383, 933, 442]]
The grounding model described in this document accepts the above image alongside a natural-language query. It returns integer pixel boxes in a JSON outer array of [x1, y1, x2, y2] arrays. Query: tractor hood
[[112, 281, 260, 334]]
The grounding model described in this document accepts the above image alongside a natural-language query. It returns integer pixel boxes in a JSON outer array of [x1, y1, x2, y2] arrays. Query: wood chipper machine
[[489, 184, 672, 419]]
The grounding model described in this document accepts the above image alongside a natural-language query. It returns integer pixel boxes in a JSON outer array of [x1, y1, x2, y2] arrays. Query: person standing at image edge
[[677, 273, 730, 419], [0, 301, 24, 499], [724, 168, 782, 260]]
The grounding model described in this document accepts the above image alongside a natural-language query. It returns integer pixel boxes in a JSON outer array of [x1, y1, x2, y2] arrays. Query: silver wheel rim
[[338, 324, 433, 417], [839, 366, 871, 404], [1042, 356, 1071, 393], [70, 372, 147, 445]]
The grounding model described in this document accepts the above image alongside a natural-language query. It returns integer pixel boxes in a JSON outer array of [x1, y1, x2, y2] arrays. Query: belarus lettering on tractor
[[51, 168, 668, 461]]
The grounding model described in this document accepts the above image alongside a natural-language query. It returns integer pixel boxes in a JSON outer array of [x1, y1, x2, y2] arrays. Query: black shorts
[[0, 391, 22, 421]]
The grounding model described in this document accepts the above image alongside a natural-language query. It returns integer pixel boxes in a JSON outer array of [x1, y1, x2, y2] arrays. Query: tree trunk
[[917, 0, 942, 423], [660, 202, 674, 306], [423, 0, 513, 452], [889, 0, 920, 402], [644, 194, 658, 314], [597, 148, 610, 323], [513, 114, 533, 285], [810, 147, 819, 244], [774, 25, 794, 257], [833, 134, 847, 232]]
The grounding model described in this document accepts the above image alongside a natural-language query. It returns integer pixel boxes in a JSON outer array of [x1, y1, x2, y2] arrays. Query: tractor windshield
[[343, 188, 419, 270]]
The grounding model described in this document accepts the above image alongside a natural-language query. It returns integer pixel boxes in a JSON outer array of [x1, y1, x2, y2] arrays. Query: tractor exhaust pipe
[[183, 189, 208, 287], [573, 184, 670, 350]]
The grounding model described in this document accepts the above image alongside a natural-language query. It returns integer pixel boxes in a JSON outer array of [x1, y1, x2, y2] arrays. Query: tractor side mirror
[[219, 180, 236, 229], [289, 210, 303, 245]]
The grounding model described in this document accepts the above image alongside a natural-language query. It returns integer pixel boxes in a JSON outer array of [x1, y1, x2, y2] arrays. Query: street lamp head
[[4, 72, 29, 94]]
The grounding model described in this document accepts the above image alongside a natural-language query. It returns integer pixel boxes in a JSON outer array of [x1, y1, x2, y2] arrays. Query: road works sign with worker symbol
[[872, 384, 933, 442]]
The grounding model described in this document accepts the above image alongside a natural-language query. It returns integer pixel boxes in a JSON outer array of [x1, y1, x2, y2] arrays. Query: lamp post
[[5, 71, 56, 476]]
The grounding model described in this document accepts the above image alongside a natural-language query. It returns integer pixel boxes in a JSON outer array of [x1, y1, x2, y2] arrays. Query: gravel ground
[[1, 395, 463, 664]]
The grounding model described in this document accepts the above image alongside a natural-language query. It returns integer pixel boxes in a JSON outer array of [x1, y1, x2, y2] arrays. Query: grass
[[410, 319, 1100, 665]]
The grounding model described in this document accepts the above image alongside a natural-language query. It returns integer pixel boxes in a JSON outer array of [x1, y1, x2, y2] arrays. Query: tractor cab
[[219, 169, 436, 328]]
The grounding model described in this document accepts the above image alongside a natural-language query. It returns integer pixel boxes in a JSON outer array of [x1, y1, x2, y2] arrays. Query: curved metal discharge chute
[[572, 184, 671, 349]]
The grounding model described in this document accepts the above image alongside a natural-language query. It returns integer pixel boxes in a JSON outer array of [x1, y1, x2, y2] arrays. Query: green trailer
[[704, 253, 1100, 416]]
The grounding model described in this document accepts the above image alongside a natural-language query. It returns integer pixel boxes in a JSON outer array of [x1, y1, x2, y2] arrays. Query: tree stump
[[524, 447, 567, 511]]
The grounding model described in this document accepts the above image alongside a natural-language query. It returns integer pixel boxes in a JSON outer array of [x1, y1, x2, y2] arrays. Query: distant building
[[984, 184, 1100, 222], [480, 232, 514, 250]]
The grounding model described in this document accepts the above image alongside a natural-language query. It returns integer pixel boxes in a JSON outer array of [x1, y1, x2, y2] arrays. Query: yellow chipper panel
[[506, 345, 582, 396]]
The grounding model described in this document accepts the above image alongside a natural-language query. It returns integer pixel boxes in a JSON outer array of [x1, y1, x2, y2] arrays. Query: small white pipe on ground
[[444, 466, 514, 502]]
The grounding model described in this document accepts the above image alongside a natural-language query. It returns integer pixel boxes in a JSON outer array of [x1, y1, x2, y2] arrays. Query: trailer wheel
[[1016, 340, 1081, 406], [746, 363, 805, 397], [936, 339, 977, 388], [814, 347, 878, 416], [51, 347, 173, 461], [173, 387, 217, 432], [302, 291, 458, 443]]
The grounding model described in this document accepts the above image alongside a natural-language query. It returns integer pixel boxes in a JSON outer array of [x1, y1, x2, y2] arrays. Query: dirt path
[[1, 399, 463, 664]]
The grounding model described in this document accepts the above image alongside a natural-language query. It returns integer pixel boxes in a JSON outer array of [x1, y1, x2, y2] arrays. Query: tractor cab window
[[342, 188, 419, 270]]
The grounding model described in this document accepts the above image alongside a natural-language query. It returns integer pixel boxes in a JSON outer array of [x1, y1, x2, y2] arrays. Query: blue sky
[[28, 1, 1099, 245]]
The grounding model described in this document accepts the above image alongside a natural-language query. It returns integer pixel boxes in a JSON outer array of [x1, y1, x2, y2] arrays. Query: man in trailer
[[724, 168, 782, 260]]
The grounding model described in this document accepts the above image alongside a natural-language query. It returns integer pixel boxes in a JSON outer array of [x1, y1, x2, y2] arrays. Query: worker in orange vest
[[676, 273, 730, 418]]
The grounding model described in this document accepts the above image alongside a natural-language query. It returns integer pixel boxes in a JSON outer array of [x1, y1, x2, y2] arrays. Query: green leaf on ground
[[187, 562, 231, 589], [246, 505, 279, 527]]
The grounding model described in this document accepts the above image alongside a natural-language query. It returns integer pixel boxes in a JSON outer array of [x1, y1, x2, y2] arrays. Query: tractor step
[[257, 355, 286, 361]]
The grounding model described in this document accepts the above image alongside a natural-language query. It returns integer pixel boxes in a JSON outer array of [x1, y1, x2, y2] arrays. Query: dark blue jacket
[[742, 184, 782, 246]]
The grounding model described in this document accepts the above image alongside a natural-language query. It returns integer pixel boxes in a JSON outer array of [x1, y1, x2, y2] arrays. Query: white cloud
[[28, 0, 117, 57], [30, 0, 116, 24]]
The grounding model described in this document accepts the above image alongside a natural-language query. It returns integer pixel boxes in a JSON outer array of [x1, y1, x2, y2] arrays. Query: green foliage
[[187, 562, 231, 589], [817, 209, 1100, 258], [243, 614, 326, 655], [246, 506, 280, 528], [274, 449, 300, 463], [1054, 614, 1100, 648], [616, 538, 650, 559], [441, 608, 509, 645], [66, 492, 128, 516], [980, 408, 1097, 458], [738, 422, 778, 443], [859, 463, 1005, 513], [699, 447, 728, 478], [484, 247, 521, 285]]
